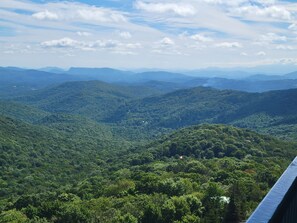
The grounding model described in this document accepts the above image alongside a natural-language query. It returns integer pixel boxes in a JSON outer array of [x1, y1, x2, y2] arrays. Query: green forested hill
[[0, 100, 49, 123], [0, 120, 296, 222], [139, 124, 296, 160], [109, 87, 253, 128], [16, 80, 161, 121], [0, 115, 130, 206], [0, 68, 81, 98], [11, 82, 297, 140], [108, 87, 297, 140], [2, 80, 297, 222]]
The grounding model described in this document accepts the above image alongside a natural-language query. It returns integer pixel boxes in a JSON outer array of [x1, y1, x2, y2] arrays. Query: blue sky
[[0, 0, 297, 70]]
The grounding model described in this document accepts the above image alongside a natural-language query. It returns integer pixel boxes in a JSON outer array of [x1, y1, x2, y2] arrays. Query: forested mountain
[[0, 114, 130, 202], [2, 67, 297, 99], [105, 87, 297, 140], [9, 79, 297, 140], [198, 77, 297, 92], [109, 87, 252, 128], [0, 68, 81, 97], [67, 67, 135, 83], [0, 100, 49, 123], [16, 81, 160, 121], [2, 69, 297, 222], [0, 121, 295, 222]]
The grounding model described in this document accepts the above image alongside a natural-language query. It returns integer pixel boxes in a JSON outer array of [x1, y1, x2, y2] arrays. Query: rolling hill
[[107, 86, 297, 140], [1, 74, 297, 221], [0, 68, 82, 97], [0, 100, 49, 123], [1, 122, 295, 222], [0, 114, 130, 203], [16, 80, 161, 121], [108, 87, 254, 128], [11, 80, 297, 140]]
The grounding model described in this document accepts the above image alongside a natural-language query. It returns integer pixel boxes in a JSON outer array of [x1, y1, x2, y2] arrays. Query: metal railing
[[247, 157, 297, 223]]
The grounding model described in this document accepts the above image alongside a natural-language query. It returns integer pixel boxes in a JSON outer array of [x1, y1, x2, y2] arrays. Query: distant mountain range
[[0, 78, 293, 140], [2, 67, 297, 97]]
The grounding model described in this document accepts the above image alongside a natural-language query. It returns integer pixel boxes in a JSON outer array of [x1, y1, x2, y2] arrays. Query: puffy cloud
[[256, 51, 266, 56], [202, 0, 245, 6], [93, 40, 119, 49], [125, 43, 141, 49], [134, 1, 196, 16], [275, 45, 295, 50], [119, 31, 132, 39], [41, 38, 80, 48], [152, 37, 182, 55], [190, 34, 213, 42], [215, 42, 242, 48], [77, 32, 91, 37], [203, 0, 276, 7], [32, 4, 127, 23], [253, 33, 287, 46], [41, 37, 141, 52], [277, 58, 297, 65], [32, 10, 59, 20], [257, 0, 276, 5], [260, 33, 287, 42], [94, 40, 141, 49], [232, 5, 292, 21], [160, 37, 175, 46], [77, 8, 126, 23]]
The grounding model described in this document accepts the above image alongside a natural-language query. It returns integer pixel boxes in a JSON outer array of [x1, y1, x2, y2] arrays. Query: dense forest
[[1, 68, 297, 222]]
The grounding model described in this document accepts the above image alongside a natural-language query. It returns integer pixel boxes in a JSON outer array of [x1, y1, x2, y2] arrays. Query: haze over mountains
[[2, 66, 297, 140], [2, 67, 297, 100]]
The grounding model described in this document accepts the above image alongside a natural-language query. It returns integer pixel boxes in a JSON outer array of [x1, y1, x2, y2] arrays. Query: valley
[[1, 67, 297, 222]]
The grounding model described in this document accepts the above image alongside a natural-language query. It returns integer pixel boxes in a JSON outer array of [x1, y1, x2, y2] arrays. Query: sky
[[1, 0, 297, 70]]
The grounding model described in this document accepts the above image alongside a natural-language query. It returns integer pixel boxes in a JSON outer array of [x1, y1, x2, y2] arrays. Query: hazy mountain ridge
[[5, 78, 297, 141], [2, 67, 297, 98], [15, 80, 161, 121]]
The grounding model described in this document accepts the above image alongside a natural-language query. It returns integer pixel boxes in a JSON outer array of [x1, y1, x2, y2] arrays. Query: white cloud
[[190, 34, 213, 42], [275, 45, 295, 50], [41, 38, 80, 48], [277, 58, 297, 65], [125, 43, 142, 49], [288, 24, 297, 31], [93, 40, 141, 50], [202, 0, 245, 7], [134, 1, 196, 16], [215, 42, 242, 48], [255, 0, 277, 6], [31, 3, 128, 24], [77, 32, 91, 37], [152, 37, 182, 55], [256, 51, 266, 56], [77, 8, 126, 23], [260, 33, 287, 42], [32, 10, 59, 20], [160, 37, 175, 46], [232, 5, 292, 21], [41, 37, 141, 52], [119, 31, 132, 39], [261, 57, 297, 65], [2, 0, 297, 69], [112, 51, 137, 55]]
